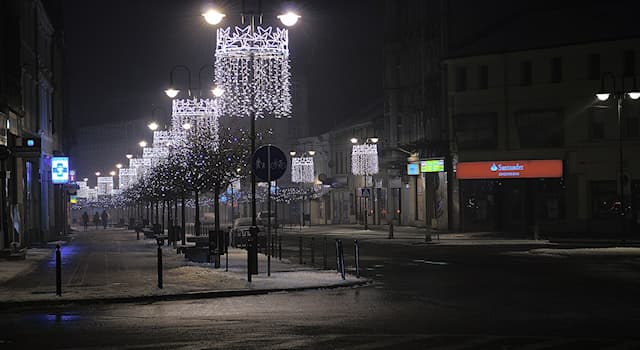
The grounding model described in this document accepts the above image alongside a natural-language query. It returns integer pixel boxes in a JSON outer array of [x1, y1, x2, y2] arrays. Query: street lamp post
[[351, 137, 379, 230], [596, 72, 640, 235], [205, 4, 299, 279]]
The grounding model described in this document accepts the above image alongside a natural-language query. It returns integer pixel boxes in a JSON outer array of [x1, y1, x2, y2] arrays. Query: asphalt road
[[2, 226, 640, 349]]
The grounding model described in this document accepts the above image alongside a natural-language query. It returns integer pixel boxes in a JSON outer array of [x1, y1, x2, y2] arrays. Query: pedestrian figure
[[101, 210, 109, 229], [82, 211, 89, 231], [93, 212, 100, 229]]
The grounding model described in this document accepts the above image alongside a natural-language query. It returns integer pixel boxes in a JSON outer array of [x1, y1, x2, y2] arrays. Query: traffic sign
[[252, 145, 287, 182], [361, 188, 371, 198]]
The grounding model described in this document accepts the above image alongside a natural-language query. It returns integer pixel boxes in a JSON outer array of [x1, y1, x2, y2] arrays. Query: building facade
[[0, 0, 67, 251], [446, 38, 640, 235]]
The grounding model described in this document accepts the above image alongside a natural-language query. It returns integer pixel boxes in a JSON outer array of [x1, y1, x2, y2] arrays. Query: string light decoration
[[351, 144, 379, 175], [291, 156, 314, 183], [118, 168, 137, 190], [214, 26, 292, 118], [130, 158, 152, 179], [153, 130, 173, 147], [170, 98, 219, 147]]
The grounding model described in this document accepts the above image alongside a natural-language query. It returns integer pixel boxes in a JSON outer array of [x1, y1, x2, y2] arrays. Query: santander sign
[[457, 160, 562, 179]]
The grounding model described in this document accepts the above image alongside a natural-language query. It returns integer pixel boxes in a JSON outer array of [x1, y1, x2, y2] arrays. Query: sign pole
[[267, 146, 271, 277]]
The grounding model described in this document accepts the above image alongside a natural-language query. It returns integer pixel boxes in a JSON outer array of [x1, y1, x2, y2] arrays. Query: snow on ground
[[524, 247, 640, 258], [0, 248, 54, 284]]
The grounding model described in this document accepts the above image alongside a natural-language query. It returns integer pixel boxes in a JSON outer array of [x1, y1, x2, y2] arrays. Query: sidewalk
[[0, 227, 366, 310]]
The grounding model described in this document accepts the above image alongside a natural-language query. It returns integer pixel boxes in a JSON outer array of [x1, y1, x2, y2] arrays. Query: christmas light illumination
[[170, 98, 219, 147], [214, 26, 292, 118], [351, 144, 379, 175], [118, 168, 137, 190], [291, 156, 314, 183]]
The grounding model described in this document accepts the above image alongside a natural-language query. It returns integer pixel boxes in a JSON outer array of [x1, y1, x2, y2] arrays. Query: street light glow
[[139, 140, 147, 148], [369, 137, 379, 144], [147, 122, 159, 131], [109, 171, 116, 176], [165, 88, 180, 98], [83, 178, 88, 182], [628, 92, 640, 100], [95, 172, 101, 176], [203, 9, 225, 25], [116, 163, 122, 169], [350, 137, 358, 144], [596, 93, 610, 101], [278, 12, 300, 26], [126, 154, 133, 159], [212, 86, 224, 97], [308, 150, 316, 156], [182, 122, 192, 130], [289, 151, 296, 156]]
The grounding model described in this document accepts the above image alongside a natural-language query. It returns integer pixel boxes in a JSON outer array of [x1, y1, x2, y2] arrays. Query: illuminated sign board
[[51, 157, 70, 184], [420, 159, 445, 173], [456, 160, 563, 179], [70, 195, 77, 204], [407, 163, 419, 175]]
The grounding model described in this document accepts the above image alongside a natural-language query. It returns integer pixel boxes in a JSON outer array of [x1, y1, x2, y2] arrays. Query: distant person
[[101, 210, 109, 229], [82, 211, 89, 231], [93, 212, 100, 229]]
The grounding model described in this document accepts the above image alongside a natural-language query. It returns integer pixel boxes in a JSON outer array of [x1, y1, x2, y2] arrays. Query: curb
[[0, 279, 371, 311]]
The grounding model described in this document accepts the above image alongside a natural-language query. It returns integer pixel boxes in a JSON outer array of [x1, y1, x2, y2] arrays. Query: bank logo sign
[[456, 160, 562, 179]]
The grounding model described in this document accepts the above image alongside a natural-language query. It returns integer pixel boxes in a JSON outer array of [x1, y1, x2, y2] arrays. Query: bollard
[[157, 243, 163, 289], [338, 239, 345, 280], [299, 236, 303, 264], [388, 222, 394, 239], [136, 230, 140, 240], [278, 235, 282, 260], [55, 244, 62, 296], [310, 237, 315, 265], [354, 239, 360, 278], [336, 238, 340, 272], [323, 237, 328, 270]]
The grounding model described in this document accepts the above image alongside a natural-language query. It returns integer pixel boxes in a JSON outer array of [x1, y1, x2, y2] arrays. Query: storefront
[[456, 160, 564, 234]]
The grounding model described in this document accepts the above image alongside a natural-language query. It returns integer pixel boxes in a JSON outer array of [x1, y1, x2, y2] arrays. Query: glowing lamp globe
[[278, 12, 300, 26], [203, 9, 225, 25], [147, 122, 159, 131], [212, 86, 224, 97], [596, 93, 610, 101], [165, 88, 180, 98], [628, 92, 640, 100], [139, 141, 147, 148]]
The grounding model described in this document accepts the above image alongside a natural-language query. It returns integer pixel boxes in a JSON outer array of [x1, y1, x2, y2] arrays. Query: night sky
[[64, 0, 384, 133]]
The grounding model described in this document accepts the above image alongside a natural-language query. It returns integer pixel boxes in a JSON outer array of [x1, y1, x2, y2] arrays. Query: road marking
[[412, 259, 448, 265]]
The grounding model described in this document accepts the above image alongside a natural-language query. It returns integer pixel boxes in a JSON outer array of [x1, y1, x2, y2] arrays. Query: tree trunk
[[181, 194, 186, 245], [194, 190, 200, 236]]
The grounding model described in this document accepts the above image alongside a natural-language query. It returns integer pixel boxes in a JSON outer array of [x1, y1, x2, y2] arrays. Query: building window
[[590, 107, 607, 140], [478, 65, 488, 89], [515, 110, 564, 147], [520, 61, 532, 86], [453, 113, 498, 150], [551, 57, 562, 83], [588, 53, 600, 80], [625, 115, 639, 138], [624, 50, 635, 77], [591, 181, 619, 218], [455, 67, 467, 91]]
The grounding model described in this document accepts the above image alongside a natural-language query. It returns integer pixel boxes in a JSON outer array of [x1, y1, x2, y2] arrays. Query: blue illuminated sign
[[407, 163, 419, 175], [51, 157, 70, 184], [26, 139, 35, 147]]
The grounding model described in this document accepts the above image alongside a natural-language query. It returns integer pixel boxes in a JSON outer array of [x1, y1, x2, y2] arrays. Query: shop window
[[591, 181, 619, 218], [453, 113, 497, 150], [515, 110, 564, 148], [537, 180, 564, 220]]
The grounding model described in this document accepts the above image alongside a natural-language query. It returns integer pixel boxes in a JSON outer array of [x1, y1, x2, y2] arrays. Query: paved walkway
[[0, 227, 364, 309]]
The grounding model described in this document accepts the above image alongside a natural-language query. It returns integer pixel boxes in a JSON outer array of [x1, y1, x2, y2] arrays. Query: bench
[[155, 234, 168, 246]]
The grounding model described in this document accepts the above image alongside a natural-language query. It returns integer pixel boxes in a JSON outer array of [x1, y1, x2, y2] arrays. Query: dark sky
[[64, 0, 384, 133]]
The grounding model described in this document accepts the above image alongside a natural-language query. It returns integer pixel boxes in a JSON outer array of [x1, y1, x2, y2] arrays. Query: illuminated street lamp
[[126, 154, 133, 159], [95, 172, 101, 176], [595, 72, 640, 234], [212, 86, 224, 97], [109, 171, 116, 176], [116, 163, 123, 169], [139, 140, 147, 148], [202, 9, 225, 25], [147, 122, 159, 131], [206, 3, 298, 279], [83, 178, 88, 182]]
